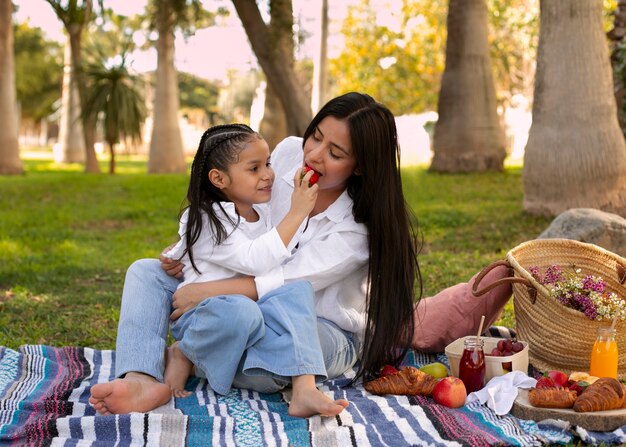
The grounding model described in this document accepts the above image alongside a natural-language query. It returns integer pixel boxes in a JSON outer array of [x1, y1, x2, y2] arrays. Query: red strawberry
[[569, 381, 585, 396], [302, 165, 320, 185], [547, 370, 569, 387], [536, 377, 556, 388], [380, 365, 399, 377]]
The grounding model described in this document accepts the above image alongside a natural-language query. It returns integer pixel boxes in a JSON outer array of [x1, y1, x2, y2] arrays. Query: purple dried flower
[[529, 266, 542, 282], [544, 265, 563, 284]]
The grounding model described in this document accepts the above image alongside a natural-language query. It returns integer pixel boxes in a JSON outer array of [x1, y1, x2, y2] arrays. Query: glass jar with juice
[[589, 327, 618, 378], [459, 337, 486, 393]]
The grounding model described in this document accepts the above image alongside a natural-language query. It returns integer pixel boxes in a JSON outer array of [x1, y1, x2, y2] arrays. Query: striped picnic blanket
[[0, 341, 624, 446]]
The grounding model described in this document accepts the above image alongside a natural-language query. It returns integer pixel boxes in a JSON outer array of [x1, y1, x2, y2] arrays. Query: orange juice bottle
[[589, 327, 618, 378]]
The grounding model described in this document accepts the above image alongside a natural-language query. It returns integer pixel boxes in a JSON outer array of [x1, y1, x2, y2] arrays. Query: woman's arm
[[170, 276, 258, 320]]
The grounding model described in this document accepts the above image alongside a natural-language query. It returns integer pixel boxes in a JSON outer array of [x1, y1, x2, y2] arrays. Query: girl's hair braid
[[182, 123, 261, 274]]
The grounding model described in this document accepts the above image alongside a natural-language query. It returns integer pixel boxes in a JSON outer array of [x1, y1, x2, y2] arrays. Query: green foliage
[[83, 59, 147, 158], [178, 71, 220, 120], [0, 154, 551, 348], [146, 0, 227, 37], [331, 0, 540, 113], [330, 0, 447, 114], [13, 22, 63, 121]]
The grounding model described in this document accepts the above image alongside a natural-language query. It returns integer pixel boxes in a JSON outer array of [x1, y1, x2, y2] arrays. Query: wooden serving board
[[511, 389, 626, 432]]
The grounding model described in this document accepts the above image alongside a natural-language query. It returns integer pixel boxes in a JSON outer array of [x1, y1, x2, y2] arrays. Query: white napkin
[[465, 371, 537, 415]]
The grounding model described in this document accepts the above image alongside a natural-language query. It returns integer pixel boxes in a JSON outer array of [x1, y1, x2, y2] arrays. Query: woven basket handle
[[472, 260, 534, 298]]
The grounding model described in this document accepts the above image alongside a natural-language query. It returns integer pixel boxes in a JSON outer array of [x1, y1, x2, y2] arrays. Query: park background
[[1, 0, 625, 351]]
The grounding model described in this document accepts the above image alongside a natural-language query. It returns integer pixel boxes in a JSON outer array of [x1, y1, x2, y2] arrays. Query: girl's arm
[[169, 276, 257, 321], [207, 170, 317, 276]]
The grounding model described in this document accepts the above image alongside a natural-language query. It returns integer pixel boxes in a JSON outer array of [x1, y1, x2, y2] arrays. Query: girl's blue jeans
[[114, 259, 359, 395]]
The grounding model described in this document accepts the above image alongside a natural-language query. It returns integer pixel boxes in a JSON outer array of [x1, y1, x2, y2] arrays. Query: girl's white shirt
[[165, 202, 292, 289], [257, 137, 369, 339]]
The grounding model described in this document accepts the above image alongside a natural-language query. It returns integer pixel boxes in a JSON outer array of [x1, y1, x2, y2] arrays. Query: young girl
[[155, 123, 346, 414], [89, 92, 418, 418]]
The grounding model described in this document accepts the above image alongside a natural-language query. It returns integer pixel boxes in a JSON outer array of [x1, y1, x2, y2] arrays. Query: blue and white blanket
[[1, 342, 625, 446]]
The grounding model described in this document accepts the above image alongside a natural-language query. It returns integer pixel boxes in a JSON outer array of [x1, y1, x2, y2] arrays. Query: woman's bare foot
[[164, 341, 193, 398], [88, 372, 172, 415], [288, 375, 349, 418]]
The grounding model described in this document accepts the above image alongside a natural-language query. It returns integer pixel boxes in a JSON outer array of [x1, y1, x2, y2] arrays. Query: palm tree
[[523, 0, 626, 216], [146, 0, 213, 173], [0, 0, 23, 175], [83, 57, 146, 174], [45, 0, 101, 173], [429, 0, 506, 173]]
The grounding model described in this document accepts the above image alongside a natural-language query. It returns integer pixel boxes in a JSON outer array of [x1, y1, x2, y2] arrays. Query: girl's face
[[214, 137, 275, 211], [303, 116, 357, 193]]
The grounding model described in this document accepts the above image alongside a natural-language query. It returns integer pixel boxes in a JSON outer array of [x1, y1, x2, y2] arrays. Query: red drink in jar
[[459, 338, 485, 393]]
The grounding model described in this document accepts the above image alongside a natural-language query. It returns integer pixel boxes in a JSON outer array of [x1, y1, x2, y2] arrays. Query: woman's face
[[303, 116, 358, 194]]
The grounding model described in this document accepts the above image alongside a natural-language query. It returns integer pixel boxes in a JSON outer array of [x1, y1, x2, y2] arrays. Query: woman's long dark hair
[[184, 123, 261, 274], [303, 92, 422, 381]]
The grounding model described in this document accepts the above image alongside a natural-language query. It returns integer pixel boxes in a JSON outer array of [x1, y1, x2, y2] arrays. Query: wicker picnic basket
[[473, 238, 626, 378]]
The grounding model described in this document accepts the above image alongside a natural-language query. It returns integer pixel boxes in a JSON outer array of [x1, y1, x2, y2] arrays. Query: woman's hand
[[170, 283, 210, 320], [160, 245, 184, 279]]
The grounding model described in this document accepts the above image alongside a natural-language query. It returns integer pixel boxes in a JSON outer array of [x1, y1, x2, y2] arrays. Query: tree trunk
[[56, 37, 85, 164], [66, 15, 101, 173], [232, 0, 312, 136], [0, 0, 23, 175], [523, 0, 626, 216], [259, 0, 292, 148], [430, 0, 506, 173], [311, 0, 329, 114], [147, 2, 187, 174], [260, 83, 288, 151], [107, 141, 116, 175]]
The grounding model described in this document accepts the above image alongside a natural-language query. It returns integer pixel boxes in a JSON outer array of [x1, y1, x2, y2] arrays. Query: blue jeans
[[114, 259, 359, 394]]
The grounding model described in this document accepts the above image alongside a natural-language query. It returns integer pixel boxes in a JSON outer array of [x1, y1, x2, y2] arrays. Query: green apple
[[419, 362, 449, 379]]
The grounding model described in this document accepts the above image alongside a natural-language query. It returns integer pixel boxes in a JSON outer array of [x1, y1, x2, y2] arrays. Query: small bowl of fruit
[[445, 336, 529, 382]]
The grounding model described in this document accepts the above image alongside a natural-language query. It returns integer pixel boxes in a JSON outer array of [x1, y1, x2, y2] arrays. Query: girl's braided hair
[[183, 123, 261, 274]]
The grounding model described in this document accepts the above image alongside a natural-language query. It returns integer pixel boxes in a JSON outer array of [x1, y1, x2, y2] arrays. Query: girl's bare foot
[[164, 341, 193, 398], [88, 372, 172, 414], [288, 375, 349, 418]]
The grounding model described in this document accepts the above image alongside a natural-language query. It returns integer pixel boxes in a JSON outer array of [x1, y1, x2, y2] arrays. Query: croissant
[[573, 377, 625, 413], [528, 387, 577, 409], [364, 366, 438, 396]]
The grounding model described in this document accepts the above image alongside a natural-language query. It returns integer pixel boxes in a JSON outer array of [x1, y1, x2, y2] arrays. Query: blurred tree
[[430, 0, 506, 173], [145, 0, 219, 173], [311, 0, 329, 114], [178, 71, 220, 123], [45, 0, 101, 173], [331, 0, 447, 114], [13, 23, 62, 128], [83, 55, 146, 174], [487, 0, 538, 107], [331, 0, 538, 114], [232, 0, 312, 136], [0, 0, 22, 175], [259, 0, 292, 150], [608, 0, 626, 133], [523, 0, 626, 216]]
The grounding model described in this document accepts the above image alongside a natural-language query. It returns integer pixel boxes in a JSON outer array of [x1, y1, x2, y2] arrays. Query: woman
[[89, 92, 420, 418]]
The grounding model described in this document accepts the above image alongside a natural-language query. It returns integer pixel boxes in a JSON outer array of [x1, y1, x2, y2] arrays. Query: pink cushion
[[412, 264, 513, 353]]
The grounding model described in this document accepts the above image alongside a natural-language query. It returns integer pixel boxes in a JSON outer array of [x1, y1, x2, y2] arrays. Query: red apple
[[432, 377, 467, 408]]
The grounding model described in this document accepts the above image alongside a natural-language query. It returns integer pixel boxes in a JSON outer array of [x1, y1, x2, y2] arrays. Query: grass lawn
[[0, 151, 552, 350]]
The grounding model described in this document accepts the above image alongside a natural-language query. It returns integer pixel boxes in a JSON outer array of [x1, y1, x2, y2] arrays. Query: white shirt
[[256, 137, 370, 339], [166, 202, 291, 289]]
